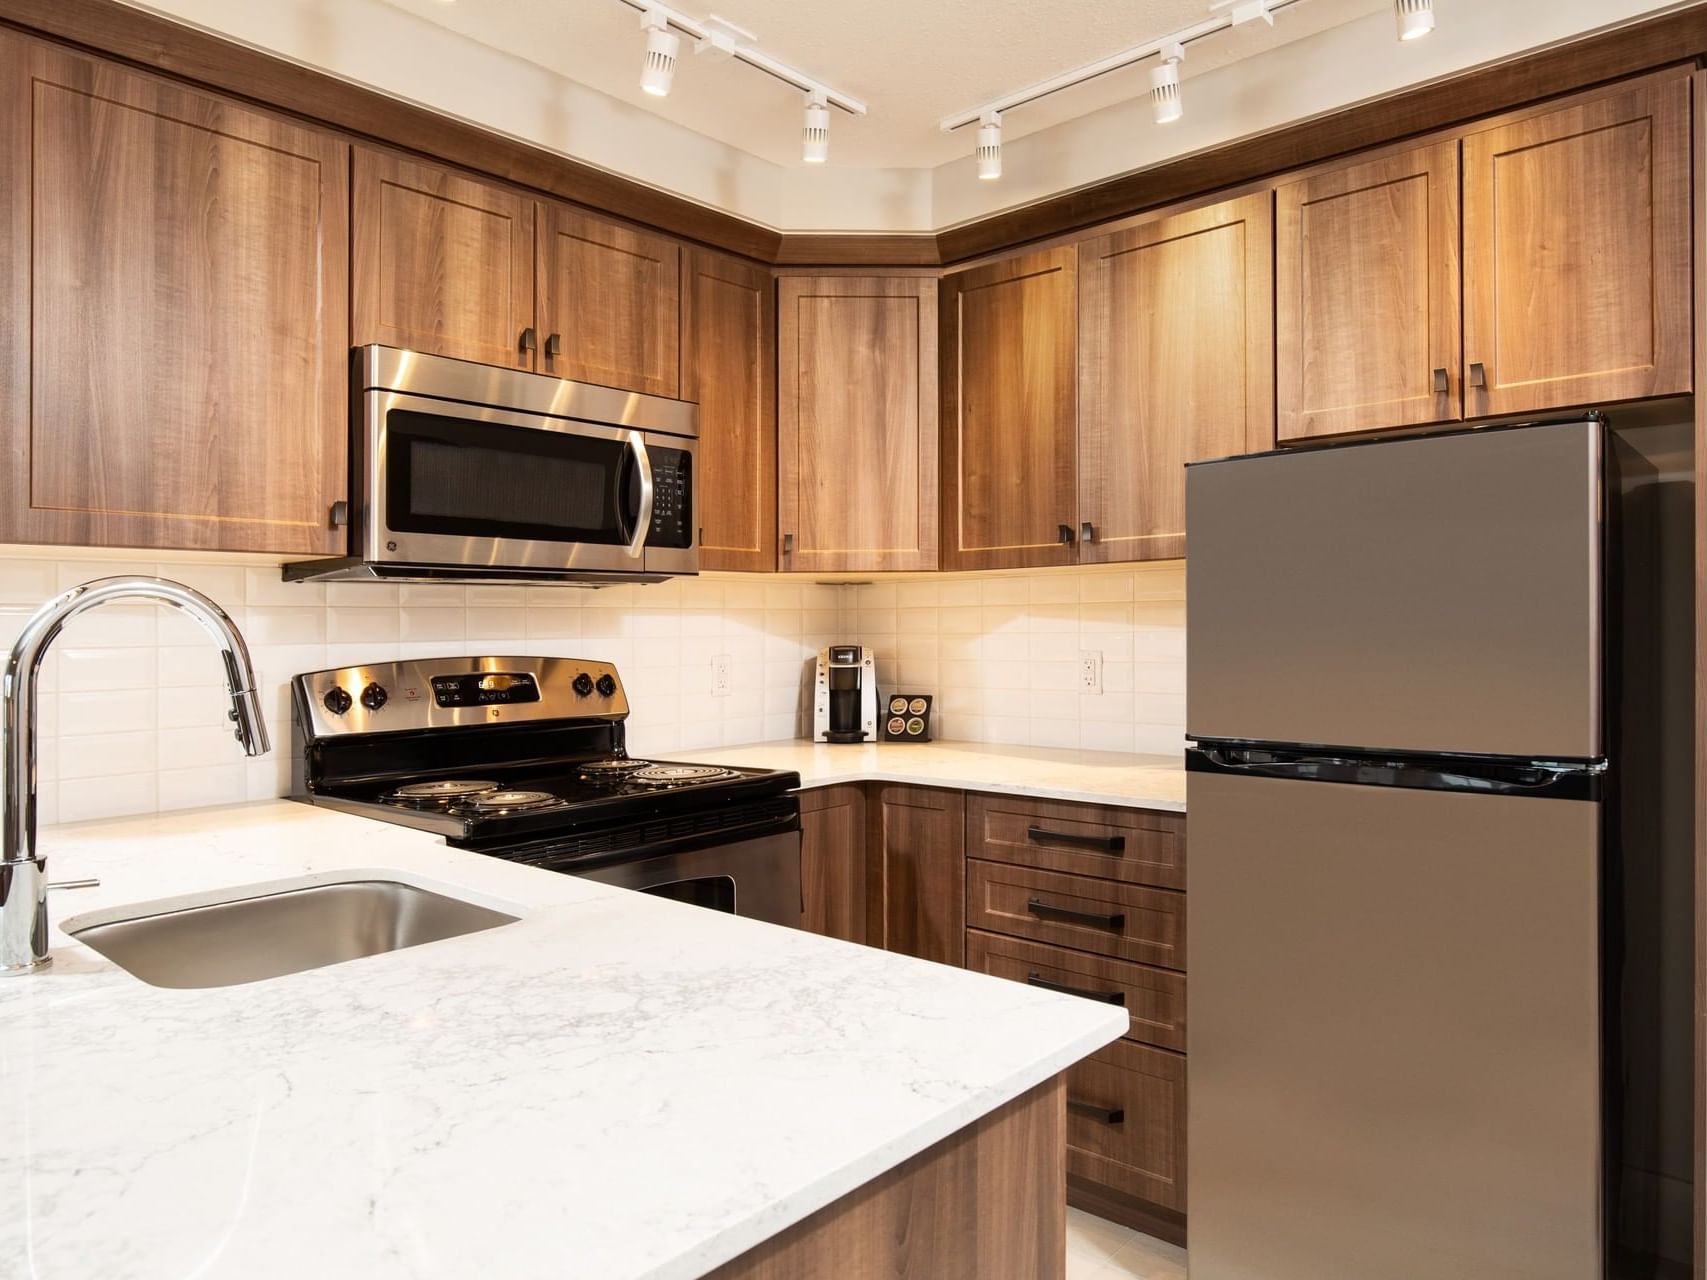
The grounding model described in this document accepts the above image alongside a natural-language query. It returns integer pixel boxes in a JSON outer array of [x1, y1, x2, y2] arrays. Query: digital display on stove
[[430, 672, 542, 708]]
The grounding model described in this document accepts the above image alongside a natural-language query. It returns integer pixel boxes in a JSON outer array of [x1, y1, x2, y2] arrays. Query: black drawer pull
[[1027, 971, 1126, 1005], [1068, 1098, 1125, 1125], [1026, 825, 1126, 854], [1026, 897, 1125, 931]]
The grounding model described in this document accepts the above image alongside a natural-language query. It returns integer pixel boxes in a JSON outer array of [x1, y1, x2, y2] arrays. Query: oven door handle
[[622, 433, 655, 559]]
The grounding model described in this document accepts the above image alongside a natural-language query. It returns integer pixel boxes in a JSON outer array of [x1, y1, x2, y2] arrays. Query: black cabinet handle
[[520, 326, 537, 353], [1080, 521, 1095, 544], [1469, 360, 1487, 388], [1431, 366, 1449, 394], [1068, 1098, 1125, 1125], [545, 332, 563, 359], [783, 532, 795, 556], [1026, 825, 1125, 854], [1058, 523, 1075, 545], [1027, 971, 1126, 1005], [1027, 897, 1125, 931]]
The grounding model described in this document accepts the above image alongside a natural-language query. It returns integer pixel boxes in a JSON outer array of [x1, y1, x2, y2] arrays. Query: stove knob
[[322, 686, 353, 716], [359, 682, 389, 712], [572, 672, 595, 697], [595, 673, 618, 698]]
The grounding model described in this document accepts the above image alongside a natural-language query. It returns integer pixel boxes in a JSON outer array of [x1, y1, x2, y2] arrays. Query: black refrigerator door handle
[[1187, 745, 1604, 801]]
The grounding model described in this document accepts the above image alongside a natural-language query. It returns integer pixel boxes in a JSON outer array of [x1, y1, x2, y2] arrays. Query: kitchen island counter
[[1, 800, 1123, 1279]]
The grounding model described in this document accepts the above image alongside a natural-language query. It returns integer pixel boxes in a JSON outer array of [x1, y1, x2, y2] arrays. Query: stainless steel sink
[[68, 879, 518, 989]]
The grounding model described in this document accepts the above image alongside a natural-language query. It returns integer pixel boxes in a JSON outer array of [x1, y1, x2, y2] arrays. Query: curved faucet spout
[[1, 576, 270, 973]]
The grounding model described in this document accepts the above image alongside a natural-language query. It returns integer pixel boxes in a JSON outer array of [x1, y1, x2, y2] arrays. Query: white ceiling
[[379, 0, 1390, 169]]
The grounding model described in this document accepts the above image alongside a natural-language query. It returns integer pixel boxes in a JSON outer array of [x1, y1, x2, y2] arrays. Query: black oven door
[[364, 391, 659, 575]]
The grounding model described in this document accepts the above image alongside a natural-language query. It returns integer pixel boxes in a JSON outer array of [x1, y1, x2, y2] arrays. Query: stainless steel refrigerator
[[1185, 418, 1613, 1280]]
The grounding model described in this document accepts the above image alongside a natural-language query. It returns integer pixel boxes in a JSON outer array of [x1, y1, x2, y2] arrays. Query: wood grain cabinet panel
[[682, 250, 777, 572], [966, 794, 1186, 891], [941, 247, 1078, 570], [537, 203, 680, 396], [1065, 1040, 1187, 1213], [967, 930, 1187, 1052], [1276, 141, 1461, 440], [352, 147, 535, 369], [778, 277, 939, 573], [1078, 193, 1273, 563], [871, 784, 964, 966], [1463, 71, 1692, 417], [799, 784, 867, 945], [0, 35, 348, 555], [966, 860, 1185, 971]]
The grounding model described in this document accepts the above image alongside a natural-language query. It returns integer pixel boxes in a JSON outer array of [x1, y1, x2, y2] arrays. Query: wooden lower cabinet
[[798, 784, 867, 944], [707, 1075, 1066, 1280], [871, 785, 966, 966], [964, 794, 1189, 1241], [966, 930, 1187, 1053], [966, 860, 1185, 971], [1066, 1041, 1188, 1217]]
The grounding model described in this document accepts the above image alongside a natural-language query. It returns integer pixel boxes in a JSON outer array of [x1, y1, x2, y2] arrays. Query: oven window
[[385, 408, 637, 545], [641, 876, 736, 914]]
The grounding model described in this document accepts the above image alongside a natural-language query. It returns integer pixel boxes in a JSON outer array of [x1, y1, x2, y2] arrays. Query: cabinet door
[[682, 250, 776, 572], [537, 203, 680, 396], [0, 36, 347, 555], [870, 784, 963, 965], [352, 147, 536, 369], [778, 277, 940, 573], [1463, 72, 1692, 417], [1276, 141, 1461, 440], [1078, 193, 1272, 564], [799, 784, 867, 944], [941, 247, 1078, 571], [1066, 1040, 1187, 1212]]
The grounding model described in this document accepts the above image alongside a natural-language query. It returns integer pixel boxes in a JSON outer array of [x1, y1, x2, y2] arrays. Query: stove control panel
[[292, 656, 629, 737], [431, 671, 541, 708]]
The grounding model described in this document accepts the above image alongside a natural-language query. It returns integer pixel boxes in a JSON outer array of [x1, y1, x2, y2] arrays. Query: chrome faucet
[[1, 577, 269, 973]]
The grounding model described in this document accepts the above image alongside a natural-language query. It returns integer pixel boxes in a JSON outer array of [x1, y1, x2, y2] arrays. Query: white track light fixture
[[1394, 0, 1435, 40], [640, 8, 680, 97], [802, 91, 830, 163], [976, 111, 1002, 180], [1150, 42, 1184, 125]]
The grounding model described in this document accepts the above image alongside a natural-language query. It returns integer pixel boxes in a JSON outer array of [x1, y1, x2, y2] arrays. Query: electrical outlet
[[1079, 650, 1103, 694], [712, 653, 733, 697]]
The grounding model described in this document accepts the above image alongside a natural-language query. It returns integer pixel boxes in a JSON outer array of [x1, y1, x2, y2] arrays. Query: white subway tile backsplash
[[852, 565, 1187, 758]]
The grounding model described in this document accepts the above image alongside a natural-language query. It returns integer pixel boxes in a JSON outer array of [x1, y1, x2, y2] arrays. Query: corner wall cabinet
[[777, 276, 940, 573]]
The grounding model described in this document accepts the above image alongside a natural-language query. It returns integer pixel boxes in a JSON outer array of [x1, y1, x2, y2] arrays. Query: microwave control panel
[[649, 447, 693, 549]]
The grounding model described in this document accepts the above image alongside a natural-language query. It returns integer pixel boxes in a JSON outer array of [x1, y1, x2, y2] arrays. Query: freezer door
[[1187, 420, 1602, 759], [1188, 770, 1602, 1280]]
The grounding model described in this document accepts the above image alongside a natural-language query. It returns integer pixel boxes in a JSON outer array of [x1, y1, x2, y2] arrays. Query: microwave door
[[366, 391, 647, 575]]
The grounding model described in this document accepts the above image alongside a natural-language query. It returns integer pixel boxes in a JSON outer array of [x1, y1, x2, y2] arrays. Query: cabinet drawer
[[967, 930, 1186, 1051], [1065, 1039, 1187, 1212], [967, 861, 1185, 971], [966, 793, 1184, 890]]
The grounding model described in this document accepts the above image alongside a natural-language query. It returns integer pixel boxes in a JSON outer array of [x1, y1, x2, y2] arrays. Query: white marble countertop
[[691, 740, 1186, 812], [0, 801, 1125, 1280]]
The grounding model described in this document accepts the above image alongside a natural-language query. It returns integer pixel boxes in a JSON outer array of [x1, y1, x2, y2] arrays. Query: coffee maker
[[814, 645, 877, 743]]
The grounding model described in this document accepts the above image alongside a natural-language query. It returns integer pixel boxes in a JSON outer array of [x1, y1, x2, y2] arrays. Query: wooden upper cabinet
[[0, 35, 348, 555], [778, 276, 939, 573], [1078, 192, 1273, 563], [1276, 141, 1461, 441], [682, 250, 776, 572], [941, 247, 1078, 571], [537, 203, 681, 396], [1462, 71, 1692, 417], [352, 147, 535, 369]]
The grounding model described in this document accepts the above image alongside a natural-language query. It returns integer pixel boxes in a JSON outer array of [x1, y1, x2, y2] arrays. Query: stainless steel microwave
[[285, 346, 696, 585]]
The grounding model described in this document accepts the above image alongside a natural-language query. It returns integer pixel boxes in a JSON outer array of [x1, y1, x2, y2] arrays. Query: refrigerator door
[[1187, 420, 1602, 760], [1188, 768, 1602, 1280]]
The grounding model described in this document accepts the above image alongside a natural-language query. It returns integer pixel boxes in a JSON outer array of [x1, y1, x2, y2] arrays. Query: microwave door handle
[[625, 434, 654, 559]]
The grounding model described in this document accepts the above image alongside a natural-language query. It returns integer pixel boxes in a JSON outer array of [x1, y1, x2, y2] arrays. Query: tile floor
[[1066, 1208, 1186, 1279]]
